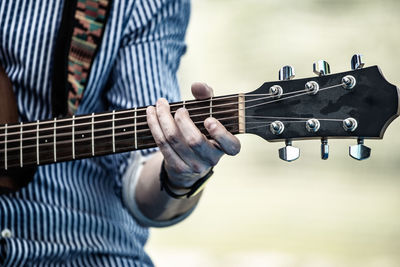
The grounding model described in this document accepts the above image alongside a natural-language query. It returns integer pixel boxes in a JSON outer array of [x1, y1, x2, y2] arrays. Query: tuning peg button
[[279, 140, 300, 162], [313, 60, 331, 76], [279, 66, 295, 81], [349, 138, 371, 160], [351, 54, 365, 70], [321, 138, 329, 160]]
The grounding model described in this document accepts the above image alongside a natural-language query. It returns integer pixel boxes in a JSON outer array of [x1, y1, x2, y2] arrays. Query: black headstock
[[244, 65, 399, 144]]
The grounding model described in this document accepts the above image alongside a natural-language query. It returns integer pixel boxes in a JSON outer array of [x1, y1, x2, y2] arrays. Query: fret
[[54, 118, 57, 162], [133, 108, 154, 150], [172, 95, 240, 136], [5, 124, 19, 168], [20, 122, 37, 166], [36, 120, 39, 165], [0, 125, 4, 170], [72, 115, 75, 159], [134, 107, 137, 149], [112, 110, 115, 153], [182, 100, 186, 109], [37, 120, 56, 165], [91, 113, 95, 156], [93, 112, 113, 156], [238, 93, 246, 134], [114, 110, 136, 154], [4, 124, 7, 170], [55, 116, 73, 162], [73, 116, 92, 159], [209, 96, 240, 135], [20, 122, 23, 167], [210, 97, 213, 117]]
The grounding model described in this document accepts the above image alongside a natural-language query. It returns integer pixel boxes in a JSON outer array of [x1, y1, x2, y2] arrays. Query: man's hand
[[146, 82, 241, 188]]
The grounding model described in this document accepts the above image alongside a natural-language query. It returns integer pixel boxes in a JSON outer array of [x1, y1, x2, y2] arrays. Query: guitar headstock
[[244, 55, 400, 162]]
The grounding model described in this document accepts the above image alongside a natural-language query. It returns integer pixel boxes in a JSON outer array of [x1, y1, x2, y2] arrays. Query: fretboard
[[0, 94, 245, 170]]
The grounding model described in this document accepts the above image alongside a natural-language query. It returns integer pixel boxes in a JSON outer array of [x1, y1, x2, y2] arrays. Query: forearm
[[134, 151, 202, 222]]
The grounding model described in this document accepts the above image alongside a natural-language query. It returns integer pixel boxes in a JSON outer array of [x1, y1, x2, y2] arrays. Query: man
[[0, 0, 240, 265]]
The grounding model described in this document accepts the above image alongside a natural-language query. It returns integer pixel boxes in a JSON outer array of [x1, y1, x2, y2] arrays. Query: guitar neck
[[0, 94, 245, 170]]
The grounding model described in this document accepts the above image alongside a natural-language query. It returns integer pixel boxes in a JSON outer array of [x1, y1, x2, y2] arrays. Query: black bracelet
[[160, 161, 214, 199]]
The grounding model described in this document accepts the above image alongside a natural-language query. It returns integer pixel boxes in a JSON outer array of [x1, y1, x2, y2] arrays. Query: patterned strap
[[67, 0, 111, 115]]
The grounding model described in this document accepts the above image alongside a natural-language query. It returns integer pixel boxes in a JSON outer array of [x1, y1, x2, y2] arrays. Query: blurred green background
[[147, 0, 400, 266]]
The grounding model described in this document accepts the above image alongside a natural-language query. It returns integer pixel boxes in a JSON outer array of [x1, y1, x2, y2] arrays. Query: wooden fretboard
[[0, 94, 245, 170]]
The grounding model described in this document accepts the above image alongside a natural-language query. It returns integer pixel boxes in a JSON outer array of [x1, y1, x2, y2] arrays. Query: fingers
[[147, 94, 241, 185], [192, 82, 240, 156], [204, 117, 241, 156], [155, 99, 187, 156], [174, 107, 224, 167], [146, 105, 191, 175], [149, 99, 216, 177], [155, 99, 206, 171], [191, 82, 214, 100]]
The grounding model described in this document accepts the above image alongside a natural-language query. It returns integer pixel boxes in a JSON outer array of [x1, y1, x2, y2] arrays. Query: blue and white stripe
[[0, 0, 190, 265]]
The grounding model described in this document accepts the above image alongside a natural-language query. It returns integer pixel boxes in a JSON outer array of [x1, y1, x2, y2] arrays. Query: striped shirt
[[0, 0, 189, 265]]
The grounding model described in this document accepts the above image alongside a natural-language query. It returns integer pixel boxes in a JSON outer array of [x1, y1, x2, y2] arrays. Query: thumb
[[191, 82, 214, 100]]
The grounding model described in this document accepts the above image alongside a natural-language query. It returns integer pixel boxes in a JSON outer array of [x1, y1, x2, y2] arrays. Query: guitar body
[[0, 66, 36, 193]]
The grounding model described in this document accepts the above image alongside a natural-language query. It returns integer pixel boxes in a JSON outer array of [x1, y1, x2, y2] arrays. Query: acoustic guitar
[[0, 55, 399, 193]]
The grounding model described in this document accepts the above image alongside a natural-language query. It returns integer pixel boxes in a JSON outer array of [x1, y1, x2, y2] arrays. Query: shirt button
[[1, 229, 13, 238]]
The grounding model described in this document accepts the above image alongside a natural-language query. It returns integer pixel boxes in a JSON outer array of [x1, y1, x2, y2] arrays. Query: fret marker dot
[[82, 134, 85, 138], [123, 129, 126, 132], [45, 139, 48, 143]]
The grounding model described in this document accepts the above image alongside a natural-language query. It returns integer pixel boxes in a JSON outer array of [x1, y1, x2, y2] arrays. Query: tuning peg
[[351, 54, 365, 70], [349, 138, 371, 161], [279, 140, 300, 162], [313, 60, 331, 76], [321, 138, 329, 160], [279, 65, 295, 81]]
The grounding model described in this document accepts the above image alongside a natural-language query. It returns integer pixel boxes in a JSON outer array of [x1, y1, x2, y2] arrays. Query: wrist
[[160, 161, 213, 199], [166, 166, 213, 189]]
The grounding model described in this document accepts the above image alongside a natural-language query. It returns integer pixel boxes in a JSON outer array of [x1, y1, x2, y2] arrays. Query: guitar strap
[[52, 0, 112, 117]]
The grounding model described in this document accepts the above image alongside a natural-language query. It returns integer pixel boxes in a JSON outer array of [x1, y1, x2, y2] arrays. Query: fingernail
[[146, 106, 154, 114], [156, 98, 168, 108], [207, 122, 217, 130]]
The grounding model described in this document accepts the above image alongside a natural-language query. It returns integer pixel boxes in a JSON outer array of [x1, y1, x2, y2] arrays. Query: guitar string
[[2, 119, 340, 166], [0, 115, 239, 148], [0, 117, 345, 155], [0, 82, 345, 146], [0, 82, 344, 139], [0, 108, 241, 137], [1, 119, 326, 165], [247, 115, 343, 121], [0, 88, 300, 130], [0, 90, 291, 131], [1, 121, 243, 162], [0, 112, 346, 146], [245, 84, 343, 110]]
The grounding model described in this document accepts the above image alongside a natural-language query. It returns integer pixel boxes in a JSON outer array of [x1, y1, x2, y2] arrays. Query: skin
[[134, 82, 241, 221]]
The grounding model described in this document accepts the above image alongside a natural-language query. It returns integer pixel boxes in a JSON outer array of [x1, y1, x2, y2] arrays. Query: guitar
[[0, 55, 399, 193]]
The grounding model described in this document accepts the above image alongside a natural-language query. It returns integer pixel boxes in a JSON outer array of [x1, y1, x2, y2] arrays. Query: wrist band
[[160, 161, 214, 199]]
